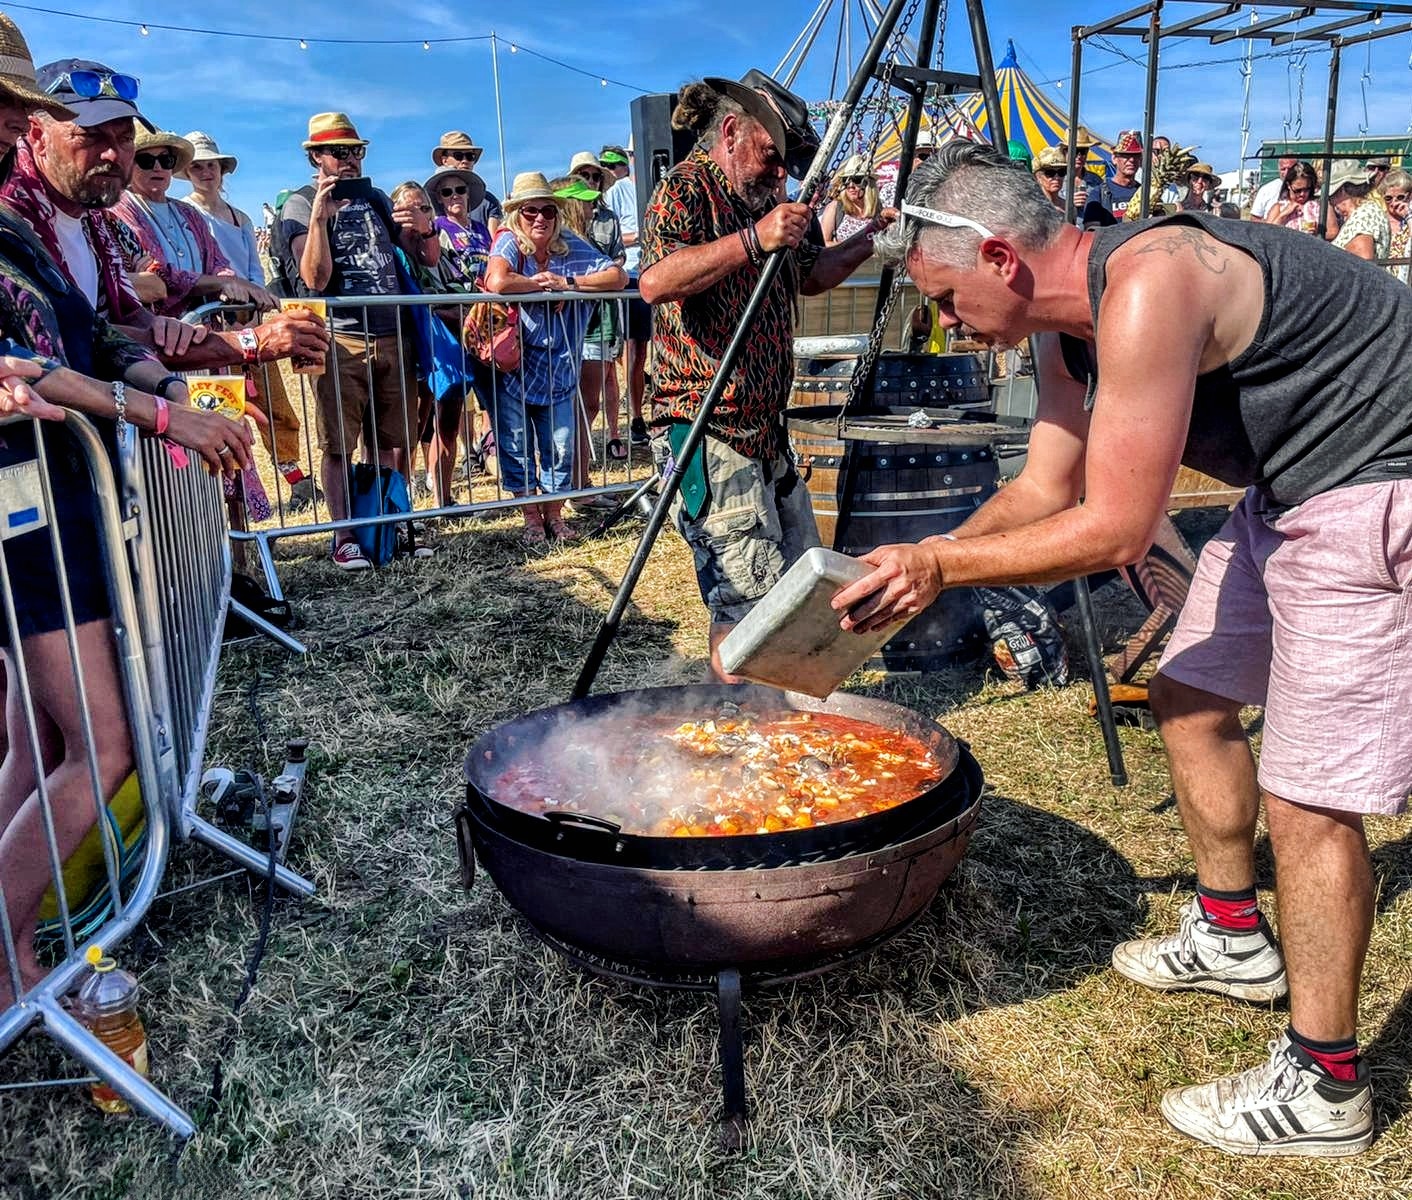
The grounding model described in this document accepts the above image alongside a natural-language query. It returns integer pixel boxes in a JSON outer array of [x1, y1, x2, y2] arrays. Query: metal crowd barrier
[[0, 412, 192, 1134], [189, 290, 654, 598]]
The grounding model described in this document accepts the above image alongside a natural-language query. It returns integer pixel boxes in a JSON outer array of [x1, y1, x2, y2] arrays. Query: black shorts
[[0, 425, 112, 648], [626, 293, 652, 344]]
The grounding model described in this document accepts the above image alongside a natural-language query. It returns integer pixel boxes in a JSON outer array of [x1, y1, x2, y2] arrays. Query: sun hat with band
[[36, 57, 149, 129], [1187, 162, 1220, 184], [133, 129, 194, 174], [424, 166, 485, 212], [303, 111, 367, 150], [1328, 160, 1378, 193], [701, 69, 820, 180], [0, 17, 73, 120], [431, 130, 482, 167], [179, 130, 236, 178], [502, 171, 559, 213]]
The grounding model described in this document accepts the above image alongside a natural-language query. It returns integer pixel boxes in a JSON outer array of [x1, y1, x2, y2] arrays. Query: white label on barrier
[[0, 460, 47, 540]]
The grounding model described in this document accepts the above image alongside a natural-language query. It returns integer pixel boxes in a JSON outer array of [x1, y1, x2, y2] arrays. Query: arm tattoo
[[1133, 226, 1229, 274]]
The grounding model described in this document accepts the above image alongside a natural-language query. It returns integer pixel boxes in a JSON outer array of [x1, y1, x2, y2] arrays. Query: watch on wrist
[[236, 327, 260, 365], [154, 373, 185, 400], [566, 275, 577, 290]]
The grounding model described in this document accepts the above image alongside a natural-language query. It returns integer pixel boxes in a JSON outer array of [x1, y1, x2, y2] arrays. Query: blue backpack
[[347, 463, 410, 567]]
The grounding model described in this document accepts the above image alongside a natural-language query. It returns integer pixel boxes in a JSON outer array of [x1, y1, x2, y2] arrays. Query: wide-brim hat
[[1112, 129, 1143, 156], [424, 166, 484, 211], [569, 150, 605, 177], [431, 129, 481, 167], [179, 129, 235, 177], [1328, 160, 1377, 192], [703, 69, 819, 180], [303, 111, 366, 150], [836, 153, 872, 180], [1058, 126, 1098, 151], [36, 57, 148, 129], [133, 129, 194, 174], [1187, 162, 1219, 183], [502, 170, 559, 212], [0, 19, 74, 119], [1033, 145, 1068, 173]]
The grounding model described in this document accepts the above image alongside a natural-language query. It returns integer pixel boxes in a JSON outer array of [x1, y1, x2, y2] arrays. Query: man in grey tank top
[[833, 142, 1411, 1158]]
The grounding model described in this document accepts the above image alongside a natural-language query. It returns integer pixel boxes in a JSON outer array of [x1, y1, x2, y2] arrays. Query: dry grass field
[[1, 506, 1409, 1200]]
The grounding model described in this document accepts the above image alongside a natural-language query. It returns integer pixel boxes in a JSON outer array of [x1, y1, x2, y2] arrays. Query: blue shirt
[[488, 230, 612, 403]]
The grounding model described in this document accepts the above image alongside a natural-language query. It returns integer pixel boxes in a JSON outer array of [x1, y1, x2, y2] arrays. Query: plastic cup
[[187, 375, 246, 421], [279, 297, 327, 375]]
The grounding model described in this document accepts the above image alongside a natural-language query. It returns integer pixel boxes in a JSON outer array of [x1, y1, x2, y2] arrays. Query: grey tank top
[[1077, 212, 1412, 509]]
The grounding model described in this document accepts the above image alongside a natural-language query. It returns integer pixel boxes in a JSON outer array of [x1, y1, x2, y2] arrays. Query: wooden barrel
[[788, 405, 1000, 670], [791, 335, 869, 409], [871, 353, 991, 412]]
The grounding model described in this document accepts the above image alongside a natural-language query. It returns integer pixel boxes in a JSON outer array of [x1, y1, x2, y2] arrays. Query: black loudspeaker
[[630, 92, 698, 218]]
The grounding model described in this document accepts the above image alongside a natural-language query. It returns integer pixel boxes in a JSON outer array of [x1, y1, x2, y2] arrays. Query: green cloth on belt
[[668, 422, 709, 521]]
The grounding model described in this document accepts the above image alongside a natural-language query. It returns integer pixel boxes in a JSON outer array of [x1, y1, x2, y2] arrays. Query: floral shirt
[[1389, 218, 1410, 284], [1333, 199, 1391, 260], [642, 149, 822, 461]]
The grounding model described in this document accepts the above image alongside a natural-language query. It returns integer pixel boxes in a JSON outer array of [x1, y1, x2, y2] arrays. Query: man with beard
[[1, 59, 327, 371], [639, 71, 891, 680], [833, 140, 1412, 1158]]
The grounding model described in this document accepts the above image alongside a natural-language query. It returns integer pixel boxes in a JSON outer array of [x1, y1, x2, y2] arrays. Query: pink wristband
[[153, 394, 170, 435]]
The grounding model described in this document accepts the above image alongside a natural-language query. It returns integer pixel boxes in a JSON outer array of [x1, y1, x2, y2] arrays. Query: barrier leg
[[227, 599, 306, 656], [185, 813, 315, 896]]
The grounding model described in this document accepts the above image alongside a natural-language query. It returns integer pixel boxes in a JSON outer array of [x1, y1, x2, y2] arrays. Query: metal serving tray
[[719, 547, 904, 698]]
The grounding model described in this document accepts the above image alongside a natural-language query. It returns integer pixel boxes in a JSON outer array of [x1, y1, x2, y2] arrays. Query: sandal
[[607, 438, 628, 461], [546, 516, 579, 542]]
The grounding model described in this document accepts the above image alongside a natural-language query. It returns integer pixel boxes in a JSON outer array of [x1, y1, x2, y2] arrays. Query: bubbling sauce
[[488, 705, 943, 837]]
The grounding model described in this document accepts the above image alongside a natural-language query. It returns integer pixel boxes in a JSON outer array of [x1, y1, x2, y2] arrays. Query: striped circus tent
[[958, 41, 1115, 178], [870, 99, 986, 167]]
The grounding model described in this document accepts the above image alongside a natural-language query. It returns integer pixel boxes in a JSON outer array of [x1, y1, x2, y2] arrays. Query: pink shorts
[[1158, 479, 1412, 815]]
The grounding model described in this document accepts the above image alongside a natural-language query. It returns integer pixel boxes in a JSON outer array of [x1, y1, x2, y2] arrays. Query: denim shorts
[[653, 431, 820, 625]]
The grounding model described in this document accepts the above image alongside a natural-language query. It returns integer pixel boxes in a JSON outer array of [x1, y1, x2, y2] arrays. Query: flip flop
[[546, 517, 579, 542], [520, 522, 548, 547], [607, 438, 628, 461]]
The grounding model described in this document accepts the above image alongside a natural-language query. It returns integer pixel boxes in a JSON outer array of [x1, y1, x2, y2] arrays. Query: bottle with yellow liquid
[[74, 945, 149, 1114]]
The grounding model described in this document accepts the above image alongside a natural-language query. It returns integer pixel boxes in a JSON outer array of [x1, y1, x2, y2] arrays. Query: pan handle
[[454, 806, 477, 890], [540, 809, 623, 836]]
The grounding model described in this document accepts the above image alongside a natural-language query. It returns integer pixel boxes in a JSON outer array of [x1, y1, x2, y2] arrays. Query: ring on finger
[[218, 444, 233, 457]]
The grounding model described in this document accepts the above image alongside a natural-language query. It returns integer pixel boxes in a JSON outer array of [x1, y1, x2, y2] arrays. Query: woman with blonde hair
[[1328, 161, 1391, 262], [484, 172, 626, 545], [1379, 168, 1411, 282], [821, 154, 880, 245]]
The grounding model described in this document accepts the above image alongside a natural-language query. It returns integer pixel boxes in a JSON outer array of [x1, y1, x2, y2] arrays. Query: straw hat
[[1033, 145, 1068, 174], [502, 171, 558, 212], [303, 111, 367, 150], [1058, 126, 1098, 151], [1187, 162, 1219, 183], [431, 129, 482, 167], [836, 153, 872, 180], [180, 130, 236, 177], [569, 150, 606, 178], [424, 166, 485, 211], [1328, 160, 1377, 193], [0, 16, 74, 119], [134, 129, 194, 174]]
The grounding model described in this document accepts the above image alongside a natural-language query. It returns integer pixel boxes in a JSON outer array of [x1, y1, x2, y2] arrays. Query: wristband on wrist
[[236, 327, 260, 365], [152, 394, 170, 435]]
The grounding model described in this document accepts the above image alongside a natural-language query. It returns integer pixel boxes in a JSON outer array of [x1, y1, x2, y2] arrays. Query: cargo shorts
[[652, 431, 820, 625]]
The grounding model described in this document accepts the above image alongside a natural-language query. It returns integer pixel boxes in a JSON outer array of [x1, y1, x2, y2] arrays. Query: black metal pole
[[716, 968, 747, 1151], [1065, 31, 1083, 224], [868, 0, 944, 332], [1074, 575, 1128, 788], [966, 0, 1006, 143], [1318, 41, 1342, 237], [572, 0, 915, 700], [1137, 4, 1161, 219]]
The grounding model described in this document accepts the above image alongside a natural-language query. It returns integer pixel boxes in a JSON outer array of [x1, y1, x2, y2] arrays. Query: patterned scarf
[[1, 138, 145, 325]]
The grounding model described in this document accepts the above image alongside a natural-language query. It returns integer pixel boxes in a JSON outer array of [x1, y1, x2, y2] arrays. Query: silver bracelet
[[112, 380, 127, 433]]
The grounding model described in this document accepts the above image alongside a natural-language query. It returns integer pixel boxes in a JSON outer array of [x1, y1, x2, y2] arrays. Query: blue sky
[[9, 0, 1412, 218]]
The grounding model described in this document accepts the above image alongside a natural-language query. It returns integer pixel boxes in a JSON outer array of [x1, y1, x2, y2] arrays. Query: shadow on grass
[[1366, 987, 1412, 1132]]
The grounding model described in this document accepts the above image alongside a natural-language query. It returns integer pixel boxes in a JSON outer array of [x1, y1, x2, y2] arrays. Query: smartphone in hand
[[330, 176, 375, 203]]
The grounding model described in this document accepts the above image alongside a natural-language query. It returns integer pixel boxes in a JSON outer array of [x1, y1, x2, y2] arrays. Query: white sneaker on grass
[[1111, 896, 1287, 1001], [1161, 1034, 1373, 1157]]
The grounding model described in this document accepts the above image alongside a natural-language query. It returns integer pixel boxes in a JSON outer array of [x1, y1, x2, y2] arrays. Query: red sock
[[282, 467, 306, 486], [1288, 1027, 1360, 1082], [1196, 885, 1260, 931]]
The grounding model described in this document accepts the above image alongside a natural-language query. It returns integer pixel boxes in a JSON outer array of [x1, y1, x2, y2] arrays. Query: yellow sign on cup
[[279, 297, 327, 375], [187, 375, 246, 422]]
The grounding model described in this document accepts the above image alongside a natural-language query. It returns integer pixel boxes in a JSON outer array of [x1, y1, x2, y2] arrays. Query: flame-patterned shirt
[[642, 149, 821, 461]]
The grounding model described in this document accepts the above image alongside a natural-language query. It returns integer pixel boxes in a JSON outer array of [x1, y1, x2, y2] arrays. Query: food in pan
[[489, 703, 944, 837]]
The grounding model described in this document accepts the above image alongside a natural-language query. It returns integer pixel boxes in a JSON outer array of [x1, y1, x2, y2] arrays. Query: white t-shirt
[[53, 208, 99, 306], [606, 175, 639, 275], [1251, 177, 1284, 220]]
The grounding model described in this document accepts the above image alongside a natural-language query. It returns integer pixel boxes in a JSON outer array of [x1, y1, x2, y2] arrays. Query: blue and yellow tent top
[[870, 40, 1116, 178], [960, 41, 1114, 177]]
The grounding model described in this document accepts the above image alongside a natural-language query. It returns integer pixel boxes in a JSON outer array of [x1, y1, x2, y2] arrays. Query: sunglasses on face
[[914, 150, 934, 162], [134, 150, 178, 171], [444, 149, 480, 163], [577, 169, 603, 182], [842, 176, 868, 185], [1387, 192, 1410, 202], [1039, 168, 1066, 179], [45, 69, 140, 101], [439, 185, 469, 197], [1289, 186, 1312, 196], [520, 205, 559, 220], [322, 145, 365, 161]]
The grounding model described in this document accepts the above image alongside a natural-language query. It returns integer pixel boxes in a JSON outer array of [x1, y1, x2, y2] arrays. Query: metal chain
[[837, 0, 938, 420]]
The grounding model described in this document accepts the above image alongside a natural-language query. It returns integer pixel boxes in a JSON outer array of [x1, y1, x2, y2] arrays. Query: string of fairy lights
[[2, 2, 654, 93]]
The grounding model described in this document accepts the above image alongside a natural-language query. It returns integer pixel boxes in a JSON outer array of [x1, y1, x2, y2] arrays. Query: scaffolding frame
[[1065, 1, 1412, 228]]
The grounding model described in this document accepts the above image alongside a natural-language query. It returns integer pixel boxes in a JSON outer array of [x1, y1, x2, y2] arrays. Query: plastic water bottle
[[74, 944, 149, 1114]]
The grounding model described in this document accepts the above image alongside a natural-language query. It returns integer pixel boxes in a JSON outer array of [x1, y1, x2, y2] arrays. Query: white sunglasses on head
[[900, 202, 995, 239]]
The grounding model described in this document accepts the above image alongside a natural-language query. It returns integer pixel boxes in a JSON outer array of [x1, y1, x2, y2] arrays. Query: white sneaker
[[1111, 896, 1287, 1001], [1161, 1034, 1373, 1157]]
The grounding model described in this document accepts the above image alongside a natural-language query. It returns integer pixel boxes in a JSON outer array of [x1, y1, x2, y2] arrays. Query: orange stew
[[490, 707, 943, 837]]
